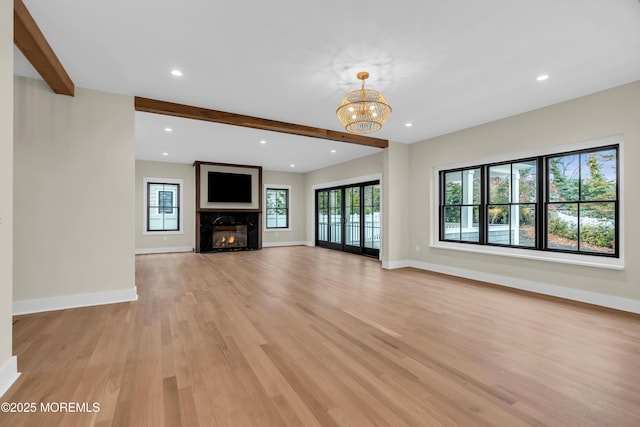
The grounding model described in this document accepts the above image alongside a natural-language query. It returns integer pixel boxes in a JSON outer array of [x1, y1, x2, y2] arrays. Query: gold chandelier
[[336, 71, 392, 134]]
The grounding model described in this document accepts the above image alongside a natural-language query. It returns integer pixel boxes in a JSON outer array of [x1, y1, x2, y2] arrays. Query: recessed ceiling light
[[331, 149, 336, 153], [405, 123, 413, 127], [260, 140, 267, 144], [162, 152, 169, 156], [171, 69, 183, 77], [290, 164, 295, 168], [164, 127, 173, 132], [537, 74, 549, 81]]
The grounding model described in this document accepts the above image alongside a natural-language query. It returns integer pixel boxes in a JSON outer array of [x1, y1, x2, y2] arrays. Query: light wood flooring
[[2, 246, 640, 426]]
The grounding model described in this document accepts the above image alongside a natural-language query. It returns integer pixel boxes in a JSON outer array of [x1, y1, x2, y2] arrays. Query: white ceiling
[[13, 0, 640, 172]]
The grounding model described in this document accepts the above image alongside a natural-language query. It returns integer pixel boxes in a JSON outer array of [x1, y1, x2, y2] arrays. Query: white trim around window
[[143, 177, 184, 235], [264, 184, 292, 232]]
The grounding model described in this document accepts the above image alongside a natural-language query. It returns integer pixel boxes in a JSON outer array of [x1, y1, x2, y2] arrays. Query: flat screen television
[[207, 171, 252, 203]]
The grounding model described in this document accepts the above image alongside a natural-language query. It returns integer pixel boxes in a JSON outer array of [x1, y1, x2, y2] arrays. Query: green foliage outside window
[[445, 182, 462, 223]]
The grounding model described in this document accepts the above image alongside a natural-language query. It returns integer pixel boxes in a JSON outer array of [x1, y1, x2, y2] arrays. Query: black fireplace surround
[[199, 212, 259, 253]]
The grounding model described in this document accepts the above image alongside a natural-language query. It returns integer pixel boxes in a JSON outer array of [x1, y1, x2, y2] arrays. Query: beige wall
[[263, 171, 306, 245], [199, 164, 261, 210], [13, 77, 136, 301], [135, 160, 195, 252], [410, 81, 640, 303], [304, 152, 383, 245], [382, 142, 411, 264], [0, 0, 13, 373]]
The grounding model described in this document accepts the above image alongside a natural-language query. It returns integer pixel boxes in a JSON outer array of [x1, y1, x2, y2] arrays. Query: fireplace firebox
[[199, 212, 259, 253], [212, 225, 248, 249]]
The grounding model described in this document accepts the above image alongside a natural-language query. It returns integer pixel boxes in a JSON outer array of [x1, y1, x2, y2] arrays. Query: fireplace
[[212, 225, 248, 249], [199, 212, 260, 253]]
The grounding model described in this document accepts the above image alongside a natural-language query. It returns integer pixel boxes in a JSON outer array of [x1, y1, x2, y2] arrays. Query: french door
[[316, 181, 380, 257]]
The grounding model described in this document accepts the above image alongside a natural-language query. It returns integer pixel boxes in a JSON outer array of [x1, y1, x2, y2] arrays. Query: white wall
[[135, 160, 195, 253], [0, 0, 18, 397], [263, 171, 306, 246], [13, 77, 137, 310], [409, 81, 640, 309], [304, 152, 383, 245]]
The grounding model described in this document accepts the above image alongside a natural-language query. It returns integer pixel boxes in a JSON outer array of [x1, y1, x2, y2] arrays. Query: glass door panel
[[364, 184, 381, 251], [329, 189, 342, 244], [345, 186, 361, 252], [317, 190, 329, 243]]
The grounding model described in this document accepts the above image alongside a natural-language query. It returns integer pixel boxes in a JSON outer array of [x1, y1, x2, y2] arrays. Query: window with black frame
[[438, 144, 619, 258], [546, 147, 618, 255], [147, 182, 180, 232], [441, 168, 481, 242], [266, 188, 289, 229], [487, 159, 538, 247]]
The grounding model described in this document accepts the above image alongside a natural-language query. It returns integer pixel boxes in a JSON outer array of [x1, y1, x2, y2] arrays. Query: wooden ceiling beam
[[14, 0, 74, 96], [135, 97, 388, 149]]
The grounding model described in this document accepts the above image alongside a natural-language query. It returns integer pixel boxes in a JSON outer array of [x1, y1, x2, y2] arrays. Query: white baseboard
[[382, 259, 411, 269], [0, 356, 20, 398], [408, 260, 640, 314], [135, 246, 193, 255], [263, 241, 309, 248], [13, 287, 138, 315]]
